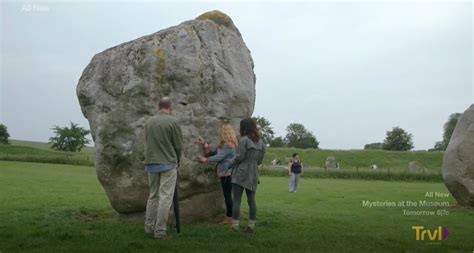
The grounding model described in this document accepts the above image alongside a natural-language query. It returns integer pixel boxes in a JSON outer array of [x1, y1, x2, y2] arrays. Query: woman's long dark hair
[[240, 118, 261, 143]]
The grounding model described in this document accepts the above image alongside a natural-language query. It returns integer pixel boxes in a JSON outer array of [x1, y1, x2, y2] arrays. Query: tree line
[[254, 113, 461, 151], [0, 112, 462, 152], [363, 113, 461, 151], [0, 122, 90, 152], [253, 117, 319, 149]]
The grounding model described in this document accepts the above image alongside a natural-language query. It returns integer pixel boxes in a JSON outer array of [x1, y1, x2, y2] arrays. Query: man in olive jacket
[[144, 97, 183, 240]]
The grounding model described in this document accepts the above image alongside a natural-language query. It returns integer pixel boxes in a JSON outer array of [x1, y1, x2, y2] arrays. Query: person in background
[[272, 159, 277, 166], [144, 97, 183, 240], [196, 124, 238, 224], [288, 153, 304, 193], [230, 118, 265, 233]]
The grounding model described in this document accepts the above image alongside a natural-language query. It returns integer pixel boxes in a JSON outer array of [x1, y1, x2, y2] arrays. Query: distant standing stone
[[408, 161, 420, 173], [442, 104, 474, 207], [325, 157, 337, 169]]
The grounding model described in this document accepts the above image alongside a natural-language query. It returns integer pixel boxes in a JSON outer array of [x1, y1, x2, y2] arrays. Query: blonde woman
[[196, 124, 238, 224]]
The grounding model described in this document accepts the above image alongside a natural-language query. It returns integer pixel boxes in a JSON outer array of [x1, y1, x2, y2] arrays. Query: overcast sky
[[1, 1, 472, 150]]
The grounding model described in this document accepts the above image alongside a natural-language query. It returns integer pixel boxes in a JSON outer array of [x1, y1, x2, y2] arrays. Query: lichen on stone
[[155, 48, 166, 73], [196, 10, 234, 29]]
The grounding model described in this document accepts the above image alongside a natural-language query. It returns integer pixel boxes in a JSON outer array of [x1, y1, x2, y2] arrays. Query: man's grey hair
[[159, 97, 172, 109]]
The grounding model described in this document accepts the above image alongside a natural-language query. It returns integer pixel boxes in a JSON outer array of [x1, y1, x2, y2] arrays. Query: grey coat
[[231, 136, 266, 191]]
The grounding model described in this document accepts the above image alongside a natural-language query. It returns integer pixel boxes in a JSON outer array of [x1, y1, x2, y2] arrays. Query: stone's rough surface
[[408, 161, 421, 173], [325, 157, 337, 169], [442, 104, 474, 207], [76, 10, 256, 222]]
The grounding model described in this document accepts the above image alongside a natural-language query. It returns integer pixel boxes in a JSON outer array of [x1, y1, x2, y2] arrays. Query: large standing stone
[[442, 104, 474, 207], [76, 11, 256, 222]]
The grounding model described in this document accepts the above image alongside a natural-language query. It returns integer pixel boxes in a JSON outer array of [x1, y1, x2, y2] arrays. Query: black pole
[[173, 171, 181, 234]]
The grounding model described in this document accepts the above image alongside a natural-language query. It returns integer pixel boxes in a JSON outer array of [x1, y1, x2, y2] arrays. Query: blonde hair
[[219, 124, 238, 148]]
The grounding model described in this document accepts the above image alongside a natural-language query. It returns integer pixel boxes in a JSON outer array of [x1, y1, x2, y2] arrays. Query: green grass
[[260, 166, 442, 182], [9, 139, 57, 149], [0, 141, 442, 182], [0, 142, 444, 181], [8, 140, 443, 172], [0, 160, 473, 252], [264, 147, 443, 172], [10, 139, 95, 154], [0, 143, 94, 166]]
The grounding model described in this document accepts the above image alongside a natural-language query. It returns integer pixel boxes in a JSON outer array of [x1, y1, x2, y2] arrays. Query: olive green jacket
[[144, 112, 183, 165], [231, 136, 266, 191]]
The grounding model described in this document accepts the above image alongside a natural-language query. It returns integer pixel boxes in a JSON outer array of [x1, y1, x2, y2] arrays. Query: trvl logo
[[412, 226, 449, 241]]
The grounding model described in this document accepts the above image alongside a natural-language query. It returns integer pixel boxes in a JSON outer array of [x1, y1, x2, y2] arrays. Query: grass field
[[264, 147, 443, 172], [0, 141, 94, 166], [0, 160, 473, 252], [2, 140, 443, 175], [10, 139, 95, 154]]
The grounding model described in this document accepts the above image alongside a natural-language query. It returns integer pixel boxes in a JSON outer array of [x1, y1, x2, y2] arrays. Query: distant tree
[[432, 141, 445, 151], [364, 142, 384, 150], [432, 113, 461, 151], [285, 123, 319, 149], [383, 127, 414, 151], [269, 136, 286, 147], [0, 124, 10, 144], [252, 116, 274, 144], [49, 122, 91, 152]]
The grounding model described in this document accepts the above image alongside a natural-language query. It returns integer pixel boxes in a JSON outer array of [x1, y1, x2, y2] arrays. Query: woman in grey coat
[[231, 118, 265, 233]]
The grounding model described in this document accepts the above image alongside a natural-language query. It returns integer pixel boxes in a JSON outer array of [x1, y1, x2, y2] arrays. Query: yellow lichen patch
[[196, 10, 233, 28], [155, 48, 165, 60], [155, 48, 166, 74]]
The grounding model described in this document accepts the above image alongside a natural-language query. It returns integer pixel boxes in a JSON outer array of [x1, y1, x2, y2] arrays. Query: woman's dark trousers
[[232, 183, 256, 221], [220, 176, 233, 217]]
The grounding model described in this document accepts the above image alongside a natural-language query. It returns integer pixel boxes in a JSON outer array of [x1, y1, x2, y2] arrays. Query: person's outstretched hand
[[196, 155, 207, 163]]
